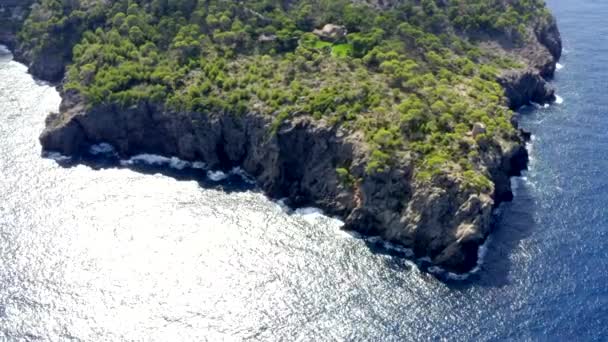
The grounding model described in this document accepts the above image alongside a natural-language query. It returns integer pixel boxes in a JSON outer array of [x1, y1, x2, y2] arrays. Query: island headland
[[0, 0, 561, 274]]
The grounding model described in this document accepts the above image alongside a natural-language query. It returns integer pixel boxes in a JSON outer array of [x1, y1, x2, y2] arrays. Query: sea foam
[[112, 148, 255, 183], [120, 154, 176, 167], [44, 151, 71, 162], [207, 170, 228, 182], [89, 143, 116, 156], [285, 206, 346, 229], [555, 95, 564, 104]]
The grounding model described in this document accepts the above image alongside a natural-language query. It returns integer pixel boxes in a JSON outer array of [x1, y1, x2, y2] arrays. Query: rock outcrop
[[498, 15, 562, 109], [313, 24, 348, 42]]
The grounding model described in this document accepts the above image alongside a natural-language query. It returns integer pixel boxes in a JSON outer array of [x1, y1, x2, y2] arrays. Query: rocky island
[[0, 0, 561, 274]]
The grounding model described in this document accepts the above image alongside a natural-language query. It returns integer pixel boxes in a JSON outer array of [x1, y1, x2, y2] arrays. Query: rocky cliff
[[4, 3, 561, 275]]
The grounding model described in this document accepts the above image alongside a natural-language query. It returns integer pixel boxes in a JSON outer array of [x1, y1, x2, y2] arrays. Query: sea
[[0, 0, 606, 340]]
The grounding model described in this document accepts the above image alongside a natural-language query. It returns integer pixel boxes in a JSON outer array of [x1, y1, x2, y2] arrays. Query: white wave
[[192, 161, 207, 169], [531, 101, 550, 109], [555, 95, 564, 104], [419, 256, 432, 263], [428, 266, 444, 274], [445, 271, 470, 281], [207, 170, 228, 182], [120, 153, 192, 170], [121, 154, 173, 167], [116, 151, 257, 183], [293, 207, 325, 225], [0, 45, 10, 55], [229, 167, 256, 184], [382, 241, 415, 257], [477, 239, 490, 262], [44, 151, 71, 162], [169, 157, 190, 170], [556, 63, 564, 70], [294, 207, 323, 216], [366, 236, 383, 244], [89, 143, 116, 156], [291, 206, 345, 228], [363, 235, 416, 256]]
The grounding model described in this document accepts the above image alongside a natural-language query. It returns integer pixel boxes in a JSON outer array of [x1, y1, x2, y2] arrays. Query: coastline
[[0, 2, 562, 275]]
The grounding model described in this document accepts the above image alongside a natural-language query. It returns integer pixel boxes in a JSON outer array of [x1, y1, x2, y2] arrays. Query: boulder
[[313, 24, 347, 42]]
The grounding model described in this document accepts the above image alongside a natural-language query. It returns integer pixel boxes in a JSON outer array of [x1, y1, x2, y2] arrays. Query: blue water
[[0, 0, 607, 340]]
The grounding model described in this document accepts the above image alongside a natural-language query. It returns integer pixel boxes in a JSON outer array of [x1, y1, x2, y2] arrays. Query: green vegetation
[[18, 0, 551, 192]]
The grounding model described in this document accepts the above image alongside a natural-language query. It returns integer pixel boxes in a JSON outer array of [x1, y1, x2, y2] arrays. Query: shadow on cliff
[[449, 178, 537, 289], [363, 177, 538, 288], [46, 154, 257, 194]]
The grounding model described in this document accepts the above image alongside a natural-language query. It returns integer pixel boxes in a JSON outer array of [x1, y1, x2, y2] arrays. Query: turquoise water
[[1, 1, 607, 340]]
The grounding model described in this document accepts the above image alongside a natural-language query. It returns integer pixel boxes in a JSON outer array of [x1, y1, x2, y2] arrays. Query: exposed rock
[[498, 15, 562, 109], [313, 24, 347, 42], [536, 15, 563, 61], [498, 69, 555, 109], [258, 34, 277, 43]]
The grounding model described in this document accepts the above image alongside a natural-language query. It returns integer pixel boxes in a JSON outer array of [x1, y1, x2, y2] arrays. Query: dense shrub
[[21, 0, 550, 191]]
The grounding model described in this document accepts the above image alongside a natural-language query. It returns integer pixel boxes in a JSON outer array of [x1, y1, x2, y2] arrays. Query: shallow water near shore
[[1, 0, 607, 340]]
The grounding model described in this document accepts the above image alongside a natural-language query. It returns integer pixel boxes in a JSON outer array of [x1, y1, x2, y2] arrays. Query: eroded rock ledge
[[3, 2, 561, 274]]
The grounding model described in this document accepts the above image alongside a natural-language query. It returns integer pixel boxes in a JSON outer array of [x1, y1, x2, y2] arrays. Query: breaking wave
[[87, 143, 255, 183], [43, 151, 72, 162], [207, 170, 228, 182], [89, 143, 116, 156], [120, 154, 191, 170], [293, 207, 346, 229], [0, 45, 10, 55]]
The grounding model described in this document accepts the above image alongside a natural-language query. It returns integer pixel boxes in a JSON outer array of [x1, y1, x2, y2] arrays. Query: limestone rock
[[313, 24, 347, 42]]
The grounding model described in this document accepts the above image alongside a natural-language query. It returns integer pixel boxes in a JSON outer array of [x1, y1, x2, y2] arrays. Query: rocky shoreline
[[0, 1, 561, 274]]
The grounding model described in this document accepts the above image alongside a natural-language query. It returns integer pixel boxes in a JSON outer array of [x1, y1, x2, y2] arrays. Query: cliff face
[[7, 5, 561, 274], [499, 15, 562, 109]]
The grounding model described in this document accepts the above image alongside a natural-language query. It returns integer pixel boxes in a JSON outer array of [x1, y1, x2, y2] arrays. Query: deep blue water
[[0, 1, 607, 340]]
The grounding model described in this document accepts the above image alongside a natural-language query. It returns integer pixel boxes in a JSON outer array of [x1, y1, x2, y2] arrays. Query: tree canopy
[[18, 0, 551, 190]]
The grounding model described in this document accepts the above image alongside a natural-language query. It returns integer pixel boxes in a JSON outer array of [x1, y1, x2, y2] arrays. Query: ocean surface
[[1, 1, 607, 340]]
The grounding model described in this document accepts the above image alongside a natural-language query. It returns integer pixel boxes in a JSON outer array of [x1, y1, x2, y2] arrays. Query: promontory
[[0, 0, 561, 274]]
